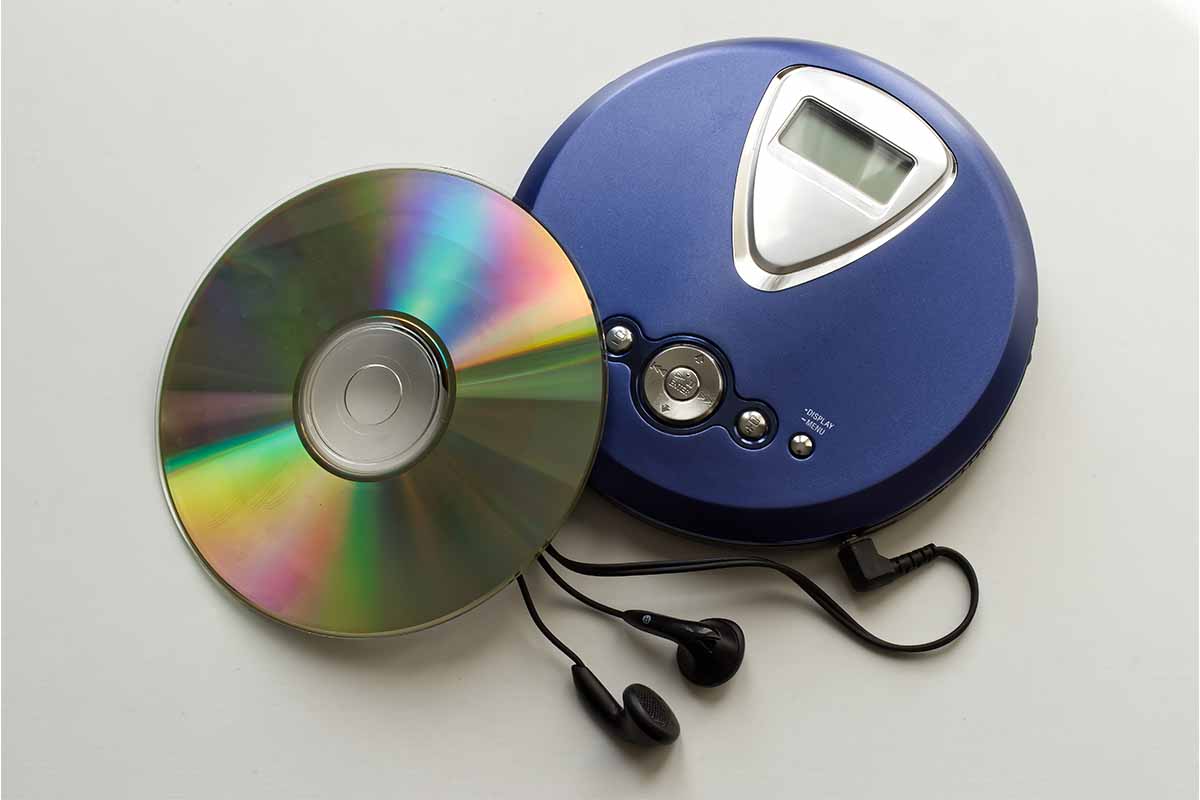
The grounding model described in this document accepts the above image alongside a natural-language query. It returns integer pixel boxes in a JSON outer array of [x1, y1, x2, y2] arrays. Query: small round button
[[736, 409, 769, 441], [788, 433, 815, 459], [642, 344, 724, 425], [605, 325, 634, 355], [664, 367, 700, 401]]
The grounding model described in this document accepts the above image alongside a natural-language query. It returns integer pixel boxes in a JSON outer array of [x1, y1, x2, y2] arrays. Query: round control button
[[736, 409, 769, 441], [664, 367, 700, 401], [605, 324, 634, 355], [642, 344, 724, 425], [789, 433, 815, 459]]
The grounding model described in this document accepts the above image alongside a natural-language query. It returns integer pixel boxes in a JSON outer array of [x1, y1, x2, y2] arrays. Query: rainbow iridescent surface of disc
[[158, 168, 605, 636]]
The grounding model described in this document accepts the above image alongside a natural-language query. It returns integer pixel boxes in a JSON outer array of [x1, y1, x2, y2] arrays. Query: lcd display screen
[[778, 100, 914, 203]]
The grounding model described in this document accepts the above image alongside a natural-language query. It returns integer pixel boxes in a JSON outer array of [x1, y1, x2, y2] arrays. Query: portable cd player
[[517, 39, 1038, 545]]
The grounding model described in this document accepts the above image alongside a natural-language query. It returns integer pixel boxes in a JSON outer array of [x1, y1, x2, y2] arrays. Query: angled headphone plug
[[838, 537, 940, 592]]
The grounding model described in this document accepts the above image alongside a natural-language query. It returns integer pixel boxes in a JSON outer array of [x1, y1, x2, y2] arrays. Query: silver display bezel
[[732, 67, 957, 292]]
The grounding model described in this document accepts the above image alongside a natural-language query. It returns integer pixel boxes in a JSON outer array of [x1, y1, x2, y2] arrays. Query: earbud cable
[[515, 575, 583, 666], [537, 556, 622, 617], [543, 541, 979, 653]]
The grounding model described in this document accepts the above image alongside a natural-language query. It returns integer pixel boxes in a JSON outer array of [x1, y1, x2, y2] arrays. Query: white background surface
[[2, 1, 1197, 798]]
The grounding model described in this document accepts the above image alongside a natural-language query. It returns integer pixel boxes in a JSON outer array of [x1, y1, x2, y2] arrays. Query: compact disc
[[158, 168, 605, 636]]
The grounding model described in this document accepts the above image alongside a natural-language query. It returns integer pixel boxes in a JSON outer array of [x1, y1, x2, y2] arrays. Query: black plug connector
[[837, 537, 939, 592]]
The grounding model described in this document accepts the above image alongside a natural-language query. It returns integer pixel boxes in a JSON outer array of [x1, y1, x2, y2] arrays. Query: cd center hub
[[295, 313, 453, 481]]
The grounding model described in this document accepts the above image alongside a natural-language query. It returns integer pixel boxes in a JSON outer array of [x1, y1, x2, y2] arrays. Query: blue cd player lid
[[517, 39, 1037, 546]]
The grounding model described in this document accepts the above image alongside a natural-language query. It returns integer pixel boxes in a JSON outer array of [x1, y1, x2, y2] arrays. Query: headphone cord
[[537, 556, 622, 617], [515, 574, 585, 666], [543, 538, 979, 653]]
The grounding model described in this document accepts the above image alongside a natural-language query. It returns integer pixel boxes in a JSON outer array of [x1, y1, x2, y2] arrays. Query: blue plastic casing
[[517, 40, 1037, 546]]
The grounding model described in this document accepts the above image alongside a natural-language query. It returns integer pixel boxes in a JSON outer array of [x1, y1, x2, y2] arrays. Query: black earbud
[[516, 574, 680, 747], [622, 610, 746, 688], [531, 554, 748, 689], [571, 664, 680, 746]]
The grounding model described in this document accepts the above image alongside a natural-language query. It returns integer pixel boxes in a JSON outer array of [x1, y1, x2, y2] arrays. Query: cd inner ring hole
[[344, 364, 403, 425]]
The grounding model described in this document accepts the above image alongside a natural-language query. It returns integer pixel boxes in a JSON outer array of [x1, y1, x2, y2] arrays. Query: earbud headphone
[[571, 664, 680, 746], [519, 538, 979, 747], [621, 610, 745, 688], [516, 576, 681, 746], [538, 555, 745, 688]]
